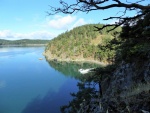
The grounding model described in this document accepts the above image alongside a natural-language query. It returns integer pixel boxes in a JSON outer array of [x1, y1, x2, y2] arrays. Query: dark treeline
[[0, 39, 50, 46]]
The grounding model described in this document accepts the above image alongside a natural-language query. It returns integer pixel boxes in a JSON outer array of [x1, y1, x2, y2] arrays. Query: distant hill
[[0, 39, 50, 46], [45, 24, 121, 62]]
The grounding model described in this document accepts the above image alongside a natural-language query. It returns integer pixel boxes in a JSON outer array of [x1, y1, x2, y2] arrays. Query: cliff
[[99, 54, 150, 112]]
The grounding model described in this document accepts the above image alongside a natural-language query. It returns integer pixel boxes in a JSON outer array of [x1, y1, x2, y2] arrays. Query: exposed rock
[[100, 56, 150, 112]]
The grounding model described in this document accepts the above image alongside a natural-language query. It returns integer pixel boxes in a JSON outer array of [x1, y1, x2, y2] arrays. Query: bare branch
[[94, 10, 148, 32], [48, 0, 150, 15], [47, 0, 150, 31]]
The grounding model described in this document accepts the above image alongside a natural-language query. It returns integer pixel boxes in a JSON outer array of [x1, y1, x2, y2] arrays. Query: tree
[[120, 10, 150, 40], [47, 0, 150, 32]]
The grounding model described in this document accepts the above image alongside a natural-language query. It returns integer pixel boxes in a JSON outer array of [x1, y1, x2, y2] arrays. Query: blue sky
[[0, 0, 149, 40]]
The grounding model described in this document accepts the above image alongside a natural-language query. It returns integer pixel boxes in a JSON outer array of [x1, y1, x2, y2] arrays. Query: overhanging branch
[[47, 0, 150, 31]]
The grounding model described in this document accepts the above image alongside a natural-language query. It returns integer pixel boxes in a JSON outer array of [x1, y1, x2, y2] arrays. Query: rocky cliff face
[[100, 55, 150, 113]]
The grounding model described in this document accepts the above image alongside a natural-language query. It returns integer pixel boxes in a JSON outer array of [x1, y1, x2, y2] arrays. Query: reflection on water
[[47, 60, 101, 80], [0, 47, 102, 113], [60, 81, 102, 113], [47, 60, 103, 113]]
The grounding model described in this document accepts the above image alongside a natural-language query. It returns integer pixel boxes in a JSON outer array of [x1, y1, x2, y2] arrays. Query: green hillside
[[0, 39, 49, 46], [45, 24, 121, 63]]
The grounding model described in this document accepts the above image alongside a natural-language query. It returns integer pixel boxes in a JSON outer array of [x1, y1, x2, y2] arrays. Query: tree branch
[[47, 0, 150, 32], [48, 0, 150, 15], [94, 10, 148, 32]]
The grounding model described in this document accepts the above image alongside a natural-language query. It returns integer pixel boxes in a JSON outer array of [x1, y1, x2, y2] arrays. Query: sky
[[0, 0, 149, 40]]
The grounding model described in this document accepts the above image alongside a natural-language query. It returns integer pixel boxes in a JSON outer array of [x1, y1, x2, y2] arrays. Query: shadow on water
[[21, 79, 78, 113], [21, 91, 60, 113]]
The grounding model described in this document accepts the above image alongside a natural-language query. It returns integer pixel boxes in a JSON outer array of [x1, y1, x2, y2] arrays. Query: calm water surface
[[0, 47, 80, 113]]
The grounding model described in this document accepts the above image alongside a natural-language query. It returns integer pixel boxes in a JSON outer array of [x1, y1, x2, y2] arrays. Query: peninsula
[[44, 24, 121, 64]]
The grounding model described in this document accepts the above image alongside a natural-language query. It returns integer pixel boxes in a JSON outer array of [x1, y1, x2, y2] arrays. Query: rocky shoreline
[[43, 51, 108, 66]]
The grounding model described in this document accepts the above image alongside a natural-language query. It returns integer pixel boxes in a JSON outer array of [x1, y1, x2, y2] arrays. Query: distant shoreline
[[0, 44, 46, 47]]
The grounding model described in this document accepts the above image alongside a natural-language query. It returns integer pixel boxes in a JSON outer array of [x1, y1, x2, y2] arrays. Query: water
[[0, 47, 100, 113]]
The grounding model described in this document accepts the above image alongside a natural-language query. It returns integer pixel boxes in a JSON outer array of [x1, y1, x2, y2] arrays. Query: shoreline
[[43, 52, 108, 66], [0, 44, 46, 47]]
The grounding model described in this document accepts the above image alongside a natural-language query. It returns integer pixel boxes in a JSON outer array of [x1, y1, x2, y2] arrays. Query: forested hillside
[[45, 24, 121, 62], [0, 39, 49, 46]]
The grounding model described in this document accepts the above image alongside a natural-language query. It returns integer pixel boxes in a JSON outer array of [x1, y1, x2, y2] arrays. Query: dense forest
[[0, 39, 49, 46], [45, 24, 121, 63]]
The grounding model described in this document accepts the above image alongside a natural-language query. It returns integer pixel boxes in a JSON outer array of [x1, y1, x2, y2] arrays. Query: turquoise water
[[0, 47, 80, 113]]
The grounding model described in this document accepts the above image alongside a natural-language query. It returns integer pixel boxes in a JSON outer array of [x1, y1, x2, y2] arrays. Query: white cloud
[[0, 15, 88, 40], [0, 30, 56, 40], [45, 15, 87, 30], [0, 30, 14, 38], [47, 15, 76, 29]]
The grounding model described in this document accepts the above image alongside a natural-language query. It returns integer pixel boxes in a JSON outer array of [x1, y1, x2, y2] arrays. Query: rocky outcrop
[[100, 56, 150, 112]]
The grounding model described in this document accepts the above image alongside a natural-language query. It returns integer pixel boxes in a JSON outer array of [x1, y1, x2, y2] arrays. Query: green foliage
[[116, 10, 150, 62], [120, 10, 150, 40], [94, 37, 122, 63], [118, 41, 150, 62], [45, 24, 121, 62]]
